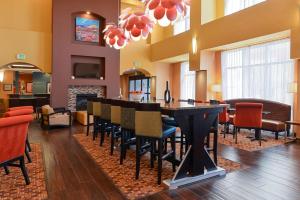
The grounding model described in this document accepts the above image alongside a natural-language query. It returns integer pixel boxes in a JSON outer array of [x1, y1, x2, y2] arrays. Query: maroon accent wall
[[52, 0, 120, 107]]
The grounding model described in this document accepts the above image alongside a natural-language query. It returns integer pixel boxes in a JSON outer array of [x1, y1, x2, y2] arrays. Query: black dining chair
[[110, 99, 122, 155], [119, 101, 137, 165], [135, 102, 177, 185]]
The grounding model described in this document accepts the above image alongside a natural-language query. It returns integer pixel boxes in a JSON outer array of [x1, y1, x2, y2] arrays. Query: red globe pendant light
[[119, 9, 154, 41], [142, 0, 190, 27], [103, 24, 128, 49]]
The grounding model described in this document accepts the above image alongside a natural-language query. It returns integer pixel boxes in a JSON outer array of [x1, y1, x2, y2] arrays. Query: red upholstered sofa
[[225, 99, 291, 139]]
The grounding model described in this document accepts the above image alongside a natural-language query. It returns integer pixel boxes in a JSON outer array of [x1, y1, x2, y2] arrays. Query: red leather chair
[[219, 106, 230, 138], [233, 103, 263, 145], [4, 109, 34, 163], [0, 115, 33, 185], [8, 106, 34, 111]]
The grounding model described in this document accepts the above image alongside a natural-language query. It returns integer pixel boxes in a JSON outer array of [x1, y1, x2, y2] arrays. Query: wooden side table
[[285, 121, 300, 140]]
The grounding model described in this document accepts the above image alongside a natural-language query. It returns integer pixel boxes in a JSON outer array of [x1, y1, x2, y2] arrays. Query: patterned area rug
[[74, 133, 242, 200], [218, 130, 295, 152], [0, 144, 48, 200]]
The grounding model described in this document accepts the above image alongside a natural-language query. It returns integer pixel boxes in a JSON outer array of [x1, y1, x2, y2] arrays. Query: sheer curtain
[[180, 62, 195, 100], [221, 39, 294, 106], [173, 7, 190, 35], [224, 0, 265, 15]]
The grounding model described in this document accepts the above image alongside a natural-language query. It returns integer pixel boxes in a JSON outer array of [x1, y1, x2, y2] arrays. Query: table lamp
[[288, 82, 298, 93], [211, 84, 221, 100], [0, 70, 4, 82]]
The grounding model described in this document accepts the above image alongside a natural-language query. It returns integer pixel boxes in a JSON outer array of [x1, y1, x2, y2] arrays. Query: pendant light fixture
[[142, 0, 191, 27], [119, 8, 154, 41], [103, 24, 128, 49]]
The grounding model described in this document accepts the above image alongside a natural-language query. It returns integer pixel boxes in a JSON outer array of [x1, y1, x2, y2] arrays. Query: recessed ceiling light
[[86, 11, 91, 15]]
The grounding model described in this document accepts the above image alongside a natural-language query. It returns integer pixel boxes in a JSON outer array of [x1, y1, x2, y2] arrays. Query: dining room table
[[144, 100, 228, 188]]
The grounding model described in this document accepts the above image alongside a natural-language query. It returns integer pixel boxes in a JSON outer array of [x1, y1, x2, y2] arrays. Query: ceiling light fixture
[[86, 11, 91, 15]]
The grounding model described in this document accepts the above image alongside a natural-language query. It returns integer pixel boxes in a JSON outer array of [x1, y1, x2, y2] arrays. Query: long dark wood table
[[158, 101, 227, 188]]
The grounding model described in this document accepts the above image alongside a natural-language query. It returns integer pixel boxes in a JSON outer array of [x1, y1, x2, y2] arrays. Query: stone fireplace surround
[[68, 85, 105, 112]]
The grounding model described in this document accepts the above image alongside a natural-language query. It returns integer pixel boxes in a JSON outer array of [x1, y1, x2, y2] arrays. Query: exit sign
[[16, 53, 26, 60]]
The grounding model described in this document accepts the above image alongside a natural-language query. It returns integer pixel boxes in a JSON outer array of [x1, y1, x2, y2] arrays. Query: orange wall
[[171, 63, 181, 101], [0, 0, 52, 72], [151, 0, 300, 63]]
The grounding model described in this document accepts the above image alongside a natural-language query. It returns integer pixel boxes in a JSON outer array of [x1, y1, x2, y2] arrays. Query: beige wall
[[155, 63, 173, 100], [0, 0, 52, 73]]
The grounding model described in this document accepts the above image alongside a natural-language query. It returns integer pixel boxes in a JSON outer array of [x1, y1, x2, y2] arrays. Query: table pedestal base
[[163, 167, 226, 189]]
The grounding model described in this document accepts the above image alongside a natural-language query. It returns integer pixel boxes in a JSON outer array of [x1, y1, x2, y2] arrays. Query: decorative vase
[[164, 81, 171, 104]]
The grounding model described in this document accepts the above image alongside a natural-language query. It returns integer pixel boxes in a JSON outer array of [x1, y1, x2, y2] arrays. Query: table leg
[[164, 108, 225, 188]]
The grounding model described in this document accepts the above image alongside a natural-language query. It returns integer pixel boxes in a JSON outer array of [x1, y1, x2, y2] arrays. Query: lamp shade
[[119, 10, 154, 41], [0, 71, 4, 82], [288, 82, 298, 93], [103, 24, 128, 49], [212, 84, 221, 93], [142, 0, 191, 27]]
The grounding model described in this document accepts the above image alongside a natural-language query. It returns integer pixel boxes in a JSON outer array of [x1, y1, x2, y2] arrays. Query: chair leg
[[123, 131, 128, 160], [275, 132, 279, 140], [120, 129, 125, 165], [171, 134, 176, 172], [180, 132, 184, 160], [150, 139, 155, 169], [135, 136, 141, 180], [235, 128, 238, 144], [4, 165, 9, 175], [224, 124, 226, 138], [259, 129, 262, 146], [26, 137, 32, 152], [100, 124, 106, 146], [25, 148, 32, 163], [93, 117, 98, 141], [158, 139, 163, 185], [20, 156, 30, 185], [87, 114, 90, 136], [110, 126, 115, 155]]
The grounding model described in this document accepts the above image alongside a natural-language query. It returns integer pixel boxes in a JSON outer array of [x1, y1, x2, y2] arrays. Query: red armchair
[[4, 109, 34, 163], [0, 115, 33, 185], [233, 103, 263, 145]]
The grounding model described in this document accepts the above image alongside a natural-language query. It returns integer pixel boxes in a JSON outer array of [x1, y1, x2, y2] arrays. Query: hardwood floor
[[29, 121, 300, 200]]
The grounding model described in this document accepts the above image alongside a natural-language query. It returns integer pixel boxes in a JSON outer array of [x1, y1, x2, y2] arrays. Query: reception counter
[[8, 94, 50, 110]]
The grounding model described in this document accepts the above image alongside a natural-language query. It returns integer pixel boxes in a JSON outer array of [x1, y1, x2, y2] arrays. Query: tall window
[[224, 0, 265, 15], [221, 39, 294, 105], [173, 7, 190, 35], [180, 62, 195, 100]]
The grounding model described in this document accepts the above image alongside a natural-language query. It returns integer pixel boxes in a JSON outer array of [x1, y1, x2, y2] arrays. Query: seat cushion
[[262, 119, 285, 132], [42, 105, 54, 115], [162, 125, 176, 138], [76, 111, 93, 126], [162, 116, 178, 127], [49, 113, 70, 126]]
